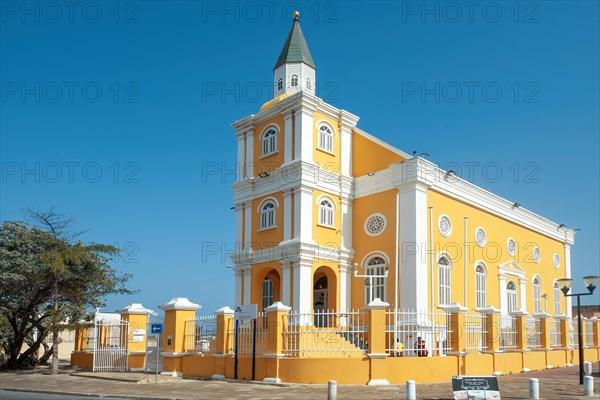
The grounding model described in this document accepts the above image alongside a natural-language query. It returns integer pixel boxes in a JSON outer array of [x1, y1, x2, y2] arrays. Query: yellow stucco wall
[[351, 189, 398, 308], [252, 116, 285, 176], [428, 190, 567, 313], [252, 192, 284, 249], [352, 132, 405, 178], [312, 112, 340, 168], [312, 188, 341, 247]]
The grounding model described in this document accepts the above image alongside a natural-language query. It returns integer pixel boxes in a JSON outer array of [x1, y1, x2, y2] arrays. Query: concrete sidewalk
[[0, 364, 598, 399]]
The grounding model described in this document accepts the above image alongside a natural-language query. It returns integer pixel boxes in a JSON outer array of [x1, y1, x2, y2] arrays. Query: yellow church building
[[230, 12, 575, 327], [72, 13, 599, 385]]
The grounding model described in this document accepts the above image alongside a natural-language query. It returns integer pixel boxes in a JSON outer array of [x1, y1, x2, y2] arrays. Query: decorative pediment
[[498, 260, 526, 278]]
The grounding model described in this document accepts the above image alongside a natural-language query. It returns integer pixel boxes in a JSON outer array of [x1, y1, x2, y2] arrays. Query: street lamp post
[[556, 275, 599, 385]]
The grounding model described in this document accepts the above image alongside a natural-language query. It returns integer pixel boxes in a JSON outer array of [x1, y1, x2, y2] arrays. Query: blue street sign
[[150, 323, 163, 334]]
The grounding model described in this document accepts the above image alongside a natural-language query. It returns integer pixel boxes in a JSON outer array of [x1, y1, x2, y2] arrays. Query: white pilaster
[[243, 203, 252, 249], [564, 243, 572, 318], [519, 277, 528, 313], [340, 199, 353, 251], [339, 127, 353, 176], [242, 267, 252, 305], [398, 181, 430, 311], [293, 260, 313, 316], [280, 260, 292, 306], [282, 189, 293, 242], [235, 205, 243, 247], [339, 262, 352, 314], [294, 109, 313, 162], [283, 113, 293, 163], [234, 269, 243, 306], [245, 129, 254, 177], [237, 135, 245, 181], [294, 187, 313, 242], [499, 274, 507, 315]]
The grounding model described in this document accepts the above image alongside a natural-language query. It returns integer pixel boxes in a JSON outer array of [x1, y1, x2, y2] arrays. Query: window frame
[[438, 256, 451, 306], [277, 78, 283, 91], [507, 280, 517, 313], [262, 277, 274, 310], [553, 281, 561, 315], [291, 74, 298, 87], [261, 127, 278, 157], [475, 264, 486, 309], [364, 256, 387, 304], [318, 198, 334, 227], [533, 276, 542, 314], [317, 124, 334, 153], [259, 201, 277, 230]]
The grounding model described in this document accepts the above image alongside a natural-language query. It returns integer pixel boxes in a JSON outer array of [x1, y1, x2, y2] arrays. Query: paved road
[[0, 390, 129, 400]]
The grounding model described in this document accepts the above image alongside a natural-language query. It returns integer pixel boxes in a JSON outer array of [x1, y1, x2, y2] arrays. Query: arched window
[[475, 264, 486, 308], [553, 281, 561, 315], [365, 256, 386, 304], [260, 201, 276, 229], [277, 78, 283, 91], [291, 74, 298, 87], [533, 276, 542, 313], [438, 256, 451, 306], [262, 277, 274, 310], [318, 124, 334, 153], [262, 128, 277, 156], [306, 77, 312, 90], [318, 199, 334, 227], [507, 280, 517, 312]]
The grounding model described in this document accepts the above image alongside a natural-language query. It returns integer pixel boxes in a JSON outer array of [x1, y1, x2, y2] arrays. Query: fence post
[[591, 317, 600, 347], [366, 299, 389, 385], [117, 303, 152, 372], [558, 316, 570, 348], [536, 313, 551, 350], [580, 318, 587, 348], [263, 301, 291, 383], [482, 308, 501, 352], [212, 306, 234, 380], [511, 311, 529, 351], [159, 297, 202, 377], [446, 303, 468, 354]]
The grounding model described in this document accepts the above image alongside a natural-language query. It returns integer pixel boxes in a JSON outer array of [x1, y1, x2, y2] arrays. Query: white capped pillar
[[339, 262, 352, 314], [235, 205, 243, 247], [237, 135, 245, 180], [338, 111, 359, 177]]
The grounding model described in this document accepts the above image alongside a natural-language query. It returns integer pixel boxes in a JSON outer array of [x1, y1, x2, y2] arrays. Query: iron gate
[[92, 315, 130, 372], [145, 314, 163, 373]]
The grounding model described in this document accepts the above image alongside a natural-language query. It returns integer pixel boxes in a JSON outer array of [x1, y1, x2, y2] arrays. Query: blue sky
[[1, 1, 598, 312]]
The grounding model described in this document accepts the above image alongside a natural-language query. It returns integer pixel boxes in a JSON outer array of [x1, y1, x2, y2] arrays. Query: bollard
[[328, 380, 337, 400], [583, 376, 594, 397], [584, 361, 592, 376], [529, 378, 539, 400], [406, 380, 416, 400]]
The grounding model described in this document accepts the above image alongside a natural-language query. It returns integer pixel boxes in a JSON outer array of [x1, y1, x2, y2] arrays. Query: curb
[[1, 388, 179, 400]]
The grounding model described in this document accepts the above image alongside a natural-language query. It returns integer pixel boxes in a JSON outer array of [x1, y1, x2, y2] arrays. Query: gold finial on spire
[[293, 11, 300, 20]]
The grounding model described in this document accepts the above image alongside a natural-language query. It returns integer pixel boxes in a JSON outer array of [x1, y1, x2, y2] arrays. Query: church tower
[[272, 11, 316, 98]]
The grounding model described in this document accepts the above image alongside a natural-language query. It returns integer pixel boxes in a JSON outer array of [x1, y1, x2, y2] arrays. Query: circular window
[[507, 238, 516, 257], [475, 227, 487, 247], [532, 247, 541, 264], [553, 253, 560, 269], [438, 215, 452, 237], [364, 213, 387, 237]]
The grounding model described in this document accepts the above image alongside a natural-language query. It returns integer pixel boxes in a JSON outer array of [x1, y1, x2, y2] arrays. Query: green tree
[[0, 210, 134, 373]]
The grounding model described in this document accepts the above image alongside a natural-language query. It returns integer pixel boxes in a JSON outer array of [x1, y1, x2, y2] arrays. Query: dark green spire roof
[[274, 16, 316, 70]]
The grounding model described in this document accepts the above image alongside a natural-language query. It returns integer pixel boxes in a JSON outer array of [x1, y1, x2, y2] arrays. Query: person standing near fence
[[415, 336, 428, 357]]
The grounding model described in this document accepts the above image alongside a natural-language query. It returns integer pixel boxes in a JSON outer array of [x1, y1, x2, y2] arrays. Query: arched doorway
[[313, 275, 328, 327]]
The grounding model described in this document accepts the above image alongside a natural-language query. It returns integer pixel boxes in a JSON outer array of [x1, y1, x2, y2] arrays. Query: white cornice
[[230, 240, 355, 266], [354, 158, 575, 244]]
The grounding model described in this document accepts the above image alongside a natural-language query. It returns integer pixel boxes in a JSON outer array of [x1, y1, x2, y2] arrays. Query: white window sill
[[317, 223, 336, 230], [258, 226, 278, 232], [316, 147, 336, 156], [260, 151, 279, 160]]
